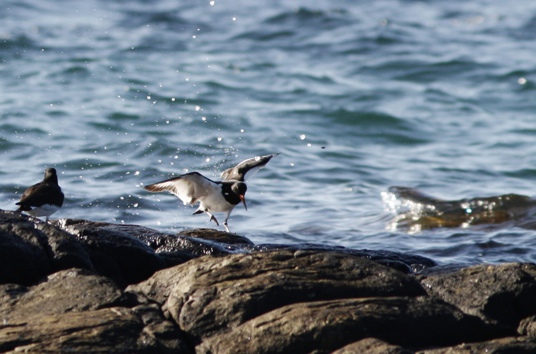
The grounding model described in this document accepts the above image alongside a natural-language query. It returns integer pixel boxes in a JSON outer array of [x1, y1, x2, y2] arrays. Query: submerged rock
[[384, 186, 536, 231]]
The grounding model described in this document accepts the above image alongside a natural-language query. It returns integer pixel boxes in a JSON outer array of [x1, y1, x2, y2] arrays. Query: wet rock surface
[[419, 263, 536, 328], [130, 250, 427, 342], [1, 210, 536, 352], [0, 267, 190, 353]]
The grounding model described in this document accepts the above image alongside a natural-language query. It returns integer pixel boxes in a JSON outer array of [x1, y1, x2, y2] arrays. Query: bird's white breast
[[26, 204, 60, 217], [199, 190, 234, 213]]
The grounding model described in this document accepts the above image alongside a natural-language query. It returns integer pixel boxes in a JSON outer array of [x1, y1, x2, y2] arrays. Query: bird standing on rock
[[15, 167, 64, 222], [144, 153, 278, 232]]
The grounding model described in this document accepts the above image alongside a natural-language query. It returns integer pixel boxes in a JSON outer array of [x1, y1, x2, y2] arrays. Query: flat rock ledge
[[1, 211, 536, 353]]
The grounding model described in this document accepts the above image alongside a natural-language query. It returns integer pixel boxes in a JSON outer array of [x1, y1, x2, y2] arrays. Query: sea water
[[2, 0, 536, 266]]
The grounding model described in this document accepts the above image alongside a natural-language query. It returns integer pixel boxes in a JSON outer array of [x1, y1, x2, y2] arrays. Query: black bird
[[144, 153, 278, 232], [15, 168, 64, 221]]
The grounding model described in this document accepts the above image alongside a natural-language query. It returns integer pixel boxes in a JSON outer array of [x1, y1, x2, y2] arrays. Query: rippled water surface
[[2, 0, 536, 266]]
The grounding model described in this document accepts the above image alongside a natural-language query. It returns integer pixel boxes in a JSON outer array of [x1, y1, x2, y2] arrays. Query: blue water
[[2, 0, 536, 266]]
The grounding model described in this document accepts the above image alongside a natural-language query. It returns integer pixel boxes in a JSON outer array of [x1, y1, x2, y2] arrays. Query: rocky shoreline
[[1, 210, 536, 353]]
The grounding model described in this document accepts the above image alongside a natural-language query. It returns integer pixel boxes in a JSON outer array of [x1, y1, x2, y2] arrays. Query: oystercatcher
[[15, 168, 65, 221], [144, 153, 278, 232]]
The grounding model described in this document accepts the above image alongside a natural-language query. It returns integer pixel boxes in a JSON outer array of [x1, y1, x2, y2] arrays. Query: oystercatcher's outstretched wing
[[220, 153, 279, 181], [144, 172, 220, 205]]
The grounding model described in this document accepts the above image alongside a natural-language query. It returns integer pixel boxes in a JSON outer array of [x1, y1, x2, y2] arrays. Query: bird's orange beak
[[240, 194, 247, 211]]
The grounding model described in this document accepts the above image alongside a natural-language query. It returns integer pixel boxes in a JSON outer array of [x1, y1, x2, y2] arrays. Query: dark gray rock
[[0, 210, 93, 284], [0, 212, 52, 284], [34, 217, 95, 271], [0, 268, 190, 353], [253, 243, 437, 273], [332, 338, 414, 354], [0, 269, 128, 320], [131, 250, 427, 342], [196, 296, 503, 354], [518, 315, 536, 337], [56, 220, 244, 283], [419, 336, 536, 353], [179, 228, 254, 246], [56, 219, 170, 286], [419, 263, 536, 328], [1, 211, 436, 288], [0, 211, 93, 285], [0, 307, 138, 352], [3, 211, 536, 353]]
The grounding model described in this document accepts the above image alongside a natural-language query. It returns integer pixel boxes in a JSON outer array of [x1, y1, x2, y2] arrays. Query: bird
[[144, 153, 279, 232], [15, 167, 65, 222]]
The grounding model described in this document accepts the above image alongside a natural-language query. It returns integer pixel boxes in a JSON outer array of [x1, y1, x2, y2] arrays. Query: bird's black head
[[231, 182, 248, 210], [44, 168, 59, 184], [231, 181, 247, 195]]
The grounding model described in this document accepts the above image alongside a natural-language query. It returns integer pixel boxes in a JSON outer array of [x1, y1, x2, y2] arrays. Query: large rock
[[130, 250, 427, 342], [419, 336, 536, 353], [252, 244, 437, 273], [55, 219, 248, 285], [4, 211, 536, 353], [419, 263, 536, 328], [332, 338, 412, 354], [0, 269, 127, 320], [56, 219, 173, 286], [0, 268, 190, 353], [196, 296, 503, 354], [1, 211, 437, 287], [0, 211, 93, 285]]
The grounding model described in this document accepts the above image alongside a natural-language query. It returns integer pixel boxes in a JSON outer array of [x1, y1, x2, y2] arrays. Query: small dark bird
[[16, 168, 65, 221], [144, 153, 278, 232]]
